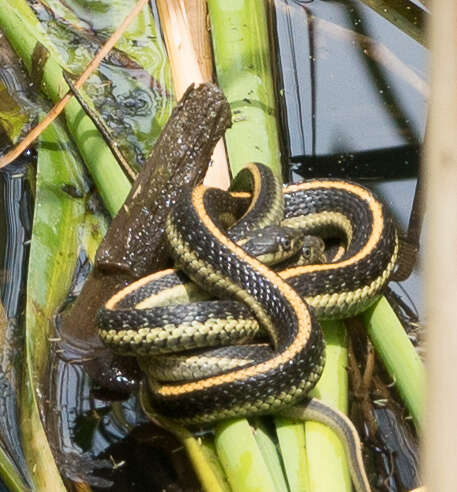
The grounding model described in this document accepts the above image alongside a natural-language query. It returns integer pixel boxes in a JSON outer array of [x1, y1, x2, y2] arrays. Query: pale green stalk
[[363, 296, 425, 428], [252, 421, 289, 492], [140, 387, 230, 492], [305, 321, 351, 492], [24, 120, 108, 490], [207, 2, 352, 490], [275, 417, 309, 491], [207, 1, 286, 490], [207, 0, 282, 178], [215, 419, 277, 492]]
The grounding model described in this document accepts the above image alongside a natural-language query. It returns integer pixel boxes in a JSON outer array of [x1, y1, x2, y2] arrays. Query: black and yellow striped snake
[[97, 163, 398, 492]]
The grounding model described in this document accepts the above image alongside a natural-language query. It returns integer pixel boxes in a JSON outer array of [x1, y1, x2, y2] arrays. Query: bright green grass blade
[[215, 419, 277, 492], [23, 119, 108, 490], [208, 1, 285, 489], [253, 420, 289, 492], [140, 387, 230, 492], [199, 438, 232, 492], [275, 416, 309, 492]]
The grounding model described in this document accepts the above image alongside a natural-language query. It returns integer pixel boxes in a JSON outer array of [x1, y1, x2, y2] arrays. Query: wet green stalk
[[140, 386, 230, 492], [305, 321, 351, 492], [208, 2, 353, 490], [207, 2, 289, 489], [23, 120, 107, 490], [215, 419, 277, 492]]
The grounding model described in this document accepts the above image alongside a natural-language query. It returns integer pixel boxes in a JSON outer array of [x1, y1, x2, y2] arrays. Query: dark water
[[0, 159, 34, 489], [272, 0, 427, 172], [272, 0, 425, 318]]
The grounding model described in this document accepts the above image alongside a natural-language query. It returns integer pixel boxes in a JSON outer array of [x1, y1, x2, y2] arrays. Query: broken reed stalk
[[423, 1, 457, 490], [156, 0, 230, 189]]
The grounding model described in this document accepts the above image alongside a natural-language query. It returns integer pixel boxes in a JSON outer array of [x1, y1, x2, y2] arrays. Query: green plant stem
[[252, 420, 289, 492], [207, 1, 285, 489], [215, 419, 277, 492], [363, 296, 425, 428], [207, 0, 282, 178], [23, 120, 107, 490], [140, 387, 230, 492], [305, 321, 352, 492], [275, 416, 310, 491]]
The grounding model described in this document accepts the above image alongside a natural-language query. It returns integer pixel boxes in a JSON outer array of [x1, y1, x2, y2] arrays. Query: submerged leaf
[[23, 118, 108, 490]]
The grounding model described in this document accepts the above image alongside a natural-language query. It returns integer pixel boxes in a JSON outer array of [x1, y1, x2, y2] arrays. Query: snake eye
[[303, 247, 311, 258], [280, 236, 292, 250]]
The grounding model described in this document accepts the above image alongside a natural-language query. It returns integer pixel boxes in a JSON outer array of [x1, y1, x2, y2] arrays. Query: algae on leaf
[[0, 0, 175, 215]]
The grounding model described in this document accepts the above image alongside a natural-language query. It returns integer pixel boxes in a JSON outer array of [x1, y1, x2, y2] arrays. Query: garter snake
[[98, 163, 398, 492]]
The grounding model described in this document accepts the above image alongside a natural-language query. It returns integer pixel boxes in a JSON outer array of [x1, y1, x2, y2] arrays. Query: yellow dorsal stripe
[[105, 269, 176, 310]]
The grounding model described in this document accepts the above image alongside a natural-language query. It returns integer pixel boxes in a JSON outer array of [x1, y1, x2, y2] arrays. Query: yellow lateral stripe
[[238, 163, 262, 219], [281, 211, 354, 244]]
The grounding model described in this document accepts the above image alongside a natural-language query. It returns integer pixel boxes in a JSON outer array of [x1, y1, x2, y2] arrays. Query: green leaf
[[140, 386, 230, 492], [305, 321, 351, 492], [275, 416, 309, 492], [215, 419, 277, 492]]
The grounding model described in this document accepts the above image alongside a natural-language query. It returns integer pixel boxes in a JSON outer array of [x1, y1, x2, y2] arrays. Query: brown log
[[59, 83, 231, 392]]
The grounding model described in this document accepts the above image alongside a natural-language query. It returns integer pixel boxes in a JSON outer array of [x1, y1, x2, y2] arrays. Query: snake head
[[242, 226, 305, 266], [299, 236, 327, 265]]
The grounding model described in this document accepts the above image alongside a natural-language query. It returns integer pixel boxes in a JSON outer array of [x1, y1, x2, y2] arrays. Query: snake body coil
[[152, 183, 326, 423], [97, 163, 399, 492], [98, 163, 398, 425]]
